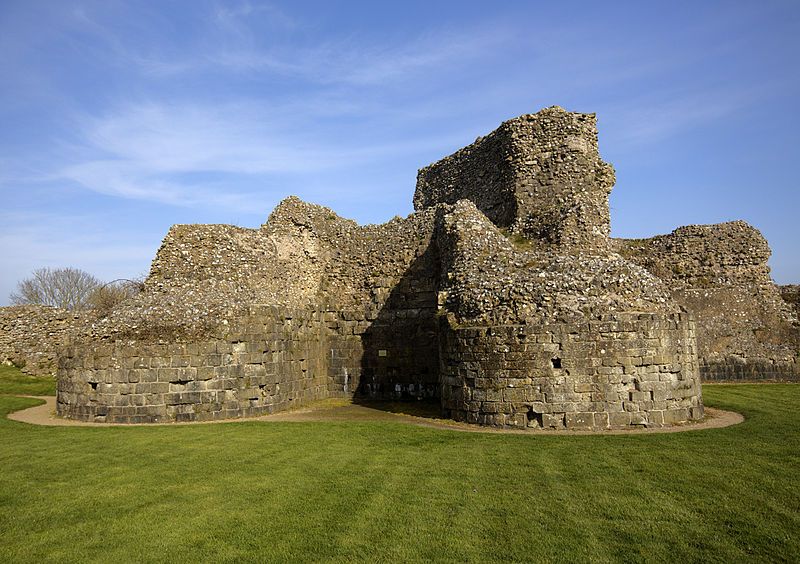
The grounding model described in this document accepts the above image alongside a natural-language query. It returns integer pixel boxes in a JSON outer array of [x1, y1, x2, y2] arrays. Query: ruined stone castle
[[3, 106, 797, 428]]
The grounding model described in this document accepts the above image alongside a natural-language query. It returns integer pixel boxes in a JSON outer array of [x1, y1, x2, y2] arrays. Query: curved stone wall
[[57, 306, 337, 423], [57, 302, 441, 423], [440, 312, 703, 429]]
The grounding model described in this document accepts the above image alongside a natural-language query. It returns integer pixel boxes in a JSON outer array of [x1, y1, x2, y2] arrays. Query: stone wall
[[269, 200, 444, 399], [434, 199, 703, 428], [56, 199, 445, 421], [24, 104, 797, 427], [57, 193, 707, 428], [615, 222, 799, 381], [780, 285, 800, 318], [58, 306, 337, 423], [614, 221, 772, 289], [0, 305, 93, 376], [440, 313, 702, 429], [415, 106, 615, 252], [51, 106, 716, 428]]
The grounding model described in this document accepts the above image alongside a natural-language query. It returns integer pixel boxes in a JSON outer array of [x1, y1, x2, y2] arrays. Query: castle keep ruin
[[40, 107, 797, 427]]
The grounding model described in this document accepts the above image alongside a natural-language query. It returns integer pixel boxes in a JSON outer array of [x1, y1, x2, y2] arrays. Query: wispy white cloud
[[58, 160, 254, 211], [77, 103, 319, 174], [207, 26, 512, 86], [611, 102, 737, 147], [604, 81, 777, 148], [0, 211, 158, 302], [46, 99, 468, 211], [58, 0, 511, 89], [213, 1, 298, 33], [83, 1, 514, 88]]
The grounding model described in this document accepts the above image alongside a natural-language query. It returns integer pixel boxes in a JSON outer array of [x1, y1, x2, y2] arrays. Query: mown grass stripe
[[0, 369, 798, 562]]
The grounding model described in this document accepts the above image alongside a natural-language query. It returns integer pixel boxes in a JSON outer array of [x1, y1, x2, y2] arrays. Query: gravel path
[[6, 395, 744, 435]]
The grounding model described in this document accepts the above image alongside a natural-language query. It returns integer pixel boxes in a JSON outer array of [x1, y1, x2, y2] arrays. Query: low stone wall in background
[[0, 305, 93, 377], [616, 223, 800, 382], [700, 359, 799, 382]]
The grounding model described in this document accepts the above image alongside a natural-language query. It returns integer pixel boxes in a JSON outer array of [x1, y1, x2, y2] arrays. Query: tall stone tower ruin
[[415, 107, 615, 251]]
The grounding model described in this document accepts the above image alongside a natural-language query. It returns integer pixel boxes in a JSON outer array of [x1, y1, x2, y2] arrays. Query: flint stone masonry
[[616, 222, 799, 381], [415, 106, 615, 252], [435, 199, 675, 327], [7, 105, 788, 427], [0, 305, 94, 376], [780, 285, 800, 318]]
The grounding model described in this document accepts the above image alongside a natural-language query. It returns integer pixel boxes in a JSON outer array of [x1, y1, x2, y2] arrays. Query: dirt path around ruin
[[6, 395, 743, 435]]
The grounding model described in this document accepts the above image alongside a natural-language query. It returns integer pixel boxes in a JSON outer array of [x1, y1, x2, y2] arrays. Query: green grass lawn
[[0, 367, 798, 563], [0, 364, 55, 395]]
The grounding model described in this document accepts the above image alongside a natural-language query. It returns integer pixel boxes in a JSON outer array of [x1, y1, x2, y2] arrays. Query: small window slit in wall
[[551, 357, 562, 369]]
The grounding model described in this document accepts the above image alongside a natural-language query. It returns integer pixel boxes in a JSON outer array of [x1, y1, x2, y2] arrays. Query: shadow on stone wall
[[356, 241, 441, 402]]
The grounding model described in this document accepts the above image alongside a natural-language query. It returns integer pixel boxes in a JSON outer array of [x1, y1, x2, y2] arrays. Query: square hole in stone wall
[[551, 357, 562, 369], [527, 409, 543, 428]]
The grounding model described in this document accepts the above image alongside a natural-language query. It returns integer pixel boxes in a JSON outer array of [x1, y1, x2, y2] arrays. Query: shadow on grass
[[351, 397, 443, 420]]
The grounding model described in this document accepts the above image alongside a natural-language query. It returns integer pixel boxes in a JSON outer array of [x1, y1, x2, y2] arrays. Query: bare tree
[[87, 278, 145, 316], [10, 267, 103, 310]]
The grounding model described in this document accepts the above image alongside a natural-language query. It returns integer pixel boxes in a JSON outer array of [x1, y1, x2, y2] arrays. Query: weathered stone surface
[[780, 285, 800, 318], [57, 307, 337, 422], [436, 199, 674, 327], [616, 223, 799, 380], [4, 105, 792, 426], [415, 106, 615, 252], [438, 313, 702, 430], [0, 305, 94, 376]]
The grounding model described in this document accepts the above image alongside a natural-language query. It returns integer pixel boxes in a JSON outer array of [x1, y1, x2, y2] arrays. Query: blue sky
[[1, 0, 799, 304]]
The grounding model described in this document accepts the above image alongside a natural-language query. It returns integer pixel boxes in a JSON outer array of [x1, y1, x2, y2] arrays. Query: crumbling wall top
[[614, 220, 773, 290], [77, 195, 444, 342], [416, 106, 615, 252], [437, 200, 677, 326], [616, 221, 799, 377]]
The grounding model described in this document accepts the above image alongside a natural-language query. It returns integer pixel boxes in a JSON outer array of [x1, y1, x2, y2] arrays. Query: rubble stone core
[[4, 105, 792, 427], [415, 107, 615, 252]]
